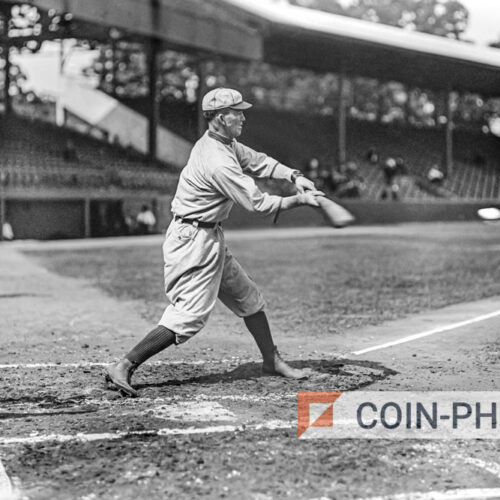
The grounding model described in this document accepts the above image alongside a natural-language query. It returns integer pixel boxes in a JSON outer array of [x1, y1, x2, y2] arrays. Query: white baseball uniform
[[159, 130, 296, 344]]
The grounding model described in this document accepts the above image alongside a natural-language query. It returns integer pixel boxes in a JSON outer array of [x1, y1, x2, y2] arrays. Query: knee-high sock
[[125, 325, 176, 365], [244, 311, 275, 364]]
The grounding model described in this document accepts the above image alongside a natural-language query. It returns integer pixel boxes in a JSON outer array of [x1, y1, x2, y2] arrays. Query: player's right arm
[[210, 159, 282, 216], [209, 158, 323, 216]]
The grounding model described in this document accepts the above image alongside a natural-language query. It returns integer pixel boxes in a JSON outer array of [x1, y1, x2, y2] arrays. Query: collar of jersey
[[208, 130, 233, 146]]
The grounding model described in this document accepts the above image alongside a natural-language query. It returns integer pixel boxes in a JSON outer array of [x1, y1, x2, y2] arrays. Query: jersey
[[171, 130, 295, 222]]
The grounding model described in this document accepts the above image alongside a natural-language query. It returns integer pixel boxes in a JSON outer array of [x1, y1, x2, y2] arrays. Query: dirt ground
[[1, 223, 499, 500]]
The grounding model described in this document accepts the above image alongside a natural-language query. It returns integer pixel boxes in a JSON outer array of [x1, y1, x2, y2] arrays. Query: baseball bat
[[316, 196, 355, 228]]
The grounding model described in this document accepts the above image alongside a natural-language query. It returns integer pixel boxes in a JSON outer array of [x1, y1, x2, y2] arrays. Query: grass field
[[25, 223, 500, 336]]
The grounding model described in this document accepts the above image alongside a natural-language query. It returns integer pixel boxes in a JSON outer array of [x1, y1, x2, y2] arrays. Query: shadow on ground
[[138, 358, 397, 392]]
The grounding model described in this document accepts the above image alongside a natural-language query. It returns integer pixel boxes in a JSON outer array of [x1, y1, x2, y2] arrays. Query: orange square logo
[[297, 391, 343, 438]]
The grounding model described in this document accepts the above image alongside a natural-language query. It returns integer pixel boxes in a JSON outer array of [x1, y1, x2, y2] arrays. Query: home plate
[[151, 401, 236, 422]]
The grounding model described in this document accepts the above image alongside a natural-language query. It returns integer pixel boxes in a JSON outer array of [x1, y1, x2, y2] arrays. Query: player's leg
[[242, 311, 274, 367], [105, 325, 176, 397], [243, 310, 308, 379], [218, 247, 308, 379], [105, 221, 225, 396]]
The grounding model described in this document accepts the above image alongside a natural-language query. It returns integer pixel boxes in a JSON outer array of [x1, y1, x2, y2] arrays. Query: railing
[[0, 164, 176, 192]]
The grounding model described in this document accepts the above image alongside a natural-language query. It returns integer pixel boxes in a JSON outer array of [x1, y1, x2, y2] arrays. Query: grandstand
[[2, 98, 499, 238], [245, 110, 500, 205], [0, 114, 178, 239], [121, 98, 500, 203]]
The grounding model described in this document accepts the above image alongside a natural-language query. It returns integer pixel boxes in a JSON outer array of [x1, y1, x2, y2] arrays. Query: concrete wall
[[5, 194, 173, 240], [4, 198, 496, 240], [7, 199, 85, 240]]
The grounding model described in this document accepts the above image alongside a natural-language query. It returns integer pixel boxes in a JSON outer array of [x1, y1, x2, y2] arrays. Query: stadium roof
[[218, 0, 500, 97], [1, 0, 262, 61]]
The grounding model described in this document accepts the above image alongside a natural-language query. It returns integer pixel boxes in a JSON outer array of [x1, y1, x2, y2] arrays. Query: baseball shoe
[[105, 359, 138, 398], [262, 346, 309, 380]]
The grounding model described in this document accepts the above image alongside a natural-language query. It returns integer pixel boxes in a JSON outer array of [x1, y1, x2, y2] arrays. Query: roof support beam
[[197, 59, 209, 140], [0, 191, 5, 242], [337, 65, 347, 168], [18, 0, 262, 62], [444, 90, 454, 177], [83, 197, 91, 239], [147, 37, 160, 163], [3, 42, 11, 116]]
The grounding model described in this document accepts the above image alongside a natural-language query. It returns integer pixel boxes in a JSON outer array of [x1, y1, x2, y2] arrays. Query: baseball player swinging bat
[[105, 87, 355, 398]]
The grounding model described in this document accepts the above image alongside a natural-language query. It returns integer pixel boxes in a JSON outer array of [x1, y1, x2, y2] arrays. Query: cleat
[[104, 360, 139, 398], [262, 346, 309, 380]]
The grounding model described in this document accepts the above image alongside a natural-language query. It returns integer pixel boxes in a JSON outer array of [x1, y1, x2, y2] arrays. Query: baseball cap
[[202, 88, 253, 112]]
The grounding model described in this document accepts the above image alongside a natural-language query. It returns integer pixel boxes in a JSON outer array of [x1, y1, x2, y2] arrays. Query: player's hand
[[295, 176, 316, 193], [298, 190, 325, 207]]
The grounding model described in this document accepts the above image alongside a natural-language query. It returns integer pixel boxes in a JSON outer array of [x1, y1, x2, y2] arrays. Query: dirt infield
[[1, 223, 500, 499]]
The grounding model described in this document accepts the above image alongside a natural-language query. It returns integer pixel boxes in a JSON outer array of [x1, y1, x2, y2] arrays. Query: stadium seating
[[0, 114, 177, 193]]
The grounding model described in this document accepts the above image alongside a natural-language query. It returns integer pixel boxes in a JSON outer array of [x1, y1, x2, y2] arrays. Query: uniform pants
[[158, 218, 265, 344]]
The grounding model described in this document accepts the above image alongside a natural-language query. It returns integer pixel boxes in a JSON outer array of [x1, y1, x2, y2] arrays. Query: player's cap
[[202, 88, 253, 112]]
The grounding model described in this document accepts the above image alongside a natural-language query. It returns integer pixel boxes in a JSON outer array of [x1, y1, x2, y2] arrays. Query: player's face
[[220, 109, 245, 139]]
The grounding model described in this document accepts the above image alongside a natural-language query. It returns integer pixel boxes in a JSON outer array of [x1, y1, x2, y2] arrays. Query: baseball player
[[106, 88, 324, 397]]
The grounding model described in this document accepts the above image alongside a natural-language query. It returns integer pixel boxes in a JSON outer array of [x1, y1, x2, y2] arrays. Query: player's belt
[[175, 216, 219, 229]]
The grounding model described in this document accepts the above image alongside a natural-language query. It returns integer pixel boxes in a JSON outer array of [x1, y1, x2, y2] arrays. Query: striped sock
[[125, 325, 176, 365], [244, 311, 275, 365]]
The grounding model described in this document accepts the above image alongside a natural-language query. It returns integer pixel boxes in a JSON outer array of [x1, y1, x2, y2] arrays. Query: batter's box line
[[1, 393, 298, 414], [350, 487, 500, 500], [0, 393, 297, 415], [0, 420, 295, 446], [89, 393, 297, 405], [0, 359, 257, 370]]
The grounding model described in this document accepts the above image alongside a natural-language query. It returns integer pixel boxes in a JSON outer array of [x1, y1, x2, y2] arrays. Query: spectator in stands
[[136, 205, 156, 234], [336, 161, 365, 198], [366, 147, 379, 165], [124, 212, 135, 236], [380, 157, 400, 201], [305, 158, 320, 183], [395, 157, 407, 176], [63, 139, 78, 162], [474, 153, 486, 167], [329, 164, 348, 193], [2, 221, 14, 241], [427, 165, 445, 186], [0, 171, 9, 187], [318, 166, 332, 192]]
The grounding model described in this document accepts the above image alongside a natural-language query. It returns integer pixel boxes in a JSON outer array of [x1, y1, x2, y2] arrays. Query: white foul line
[[463, 457, 500, 480], [0, 420, 294, 446], [353, 309, 500, 356], [354, 488, 500, 500], [0, 458, 17, 500]]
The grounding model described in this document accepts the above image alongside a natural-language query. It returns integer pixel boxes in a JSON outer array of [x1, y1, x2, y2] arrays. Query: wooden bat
[[316, 196, 355, 228]]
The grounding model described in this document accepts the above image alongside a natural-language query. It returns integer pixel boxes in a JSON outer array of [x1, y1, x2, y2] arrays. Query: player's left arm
[[234, 142, 315, 193]]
